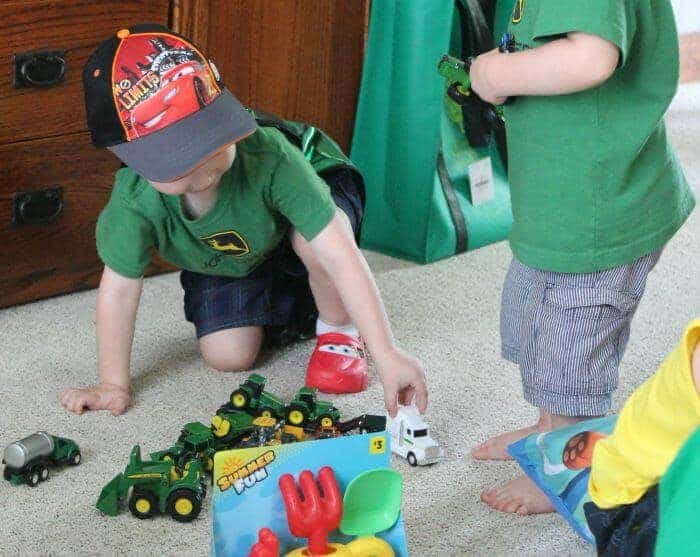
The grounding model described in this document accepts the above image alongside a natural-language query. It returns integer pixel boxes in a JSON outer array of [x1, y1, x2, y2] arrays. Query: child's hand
[[469, 48, 508, 106], [375, 347, 428, 417], [59, 383, 130, 416]]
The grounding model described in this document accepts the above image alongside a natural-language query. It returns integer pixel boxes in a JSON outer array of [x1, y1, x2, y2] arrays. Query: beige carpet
[[1, 85, 698, 556]]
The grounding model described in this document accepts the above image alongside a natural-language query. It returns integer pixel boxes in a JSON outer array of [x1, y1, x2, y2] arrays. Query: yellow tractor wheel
[[231, 389, 249, 409], [288, 409, 305, 426], [167, 489, 202, 523], [211, 415, 231, 438], [128, 489, 156, 520]]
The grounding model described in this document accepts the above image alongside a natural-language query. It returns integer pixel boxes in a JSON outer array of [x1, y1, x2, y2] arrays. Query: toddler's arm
[[310, 212, 428, 416], [60, 265, 142, 415], [470, 32, 620, 105]]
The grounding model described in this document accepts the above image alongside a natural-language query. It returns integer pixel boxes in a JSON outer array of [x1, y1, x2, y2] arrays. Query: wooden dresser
[[0, 0, 368, 308]]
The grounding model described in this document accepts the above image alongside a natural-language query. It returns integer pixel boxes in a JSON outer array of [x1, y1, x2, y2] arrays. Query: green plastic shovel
[[340, 468, 403, 547]]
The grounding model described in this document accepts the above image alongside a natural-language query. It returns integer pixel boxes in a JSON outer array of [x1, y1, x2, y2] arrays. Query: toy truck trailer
[[386, 406, 443, 466], [97, 445, 207, 522], [2, 432, 81, 486], [336, 414, 387, 435]]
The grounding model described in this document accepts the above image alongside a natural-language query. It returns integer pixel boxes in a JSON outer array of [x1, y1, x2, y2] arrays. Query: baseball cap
[[82, 23, 257, 182]]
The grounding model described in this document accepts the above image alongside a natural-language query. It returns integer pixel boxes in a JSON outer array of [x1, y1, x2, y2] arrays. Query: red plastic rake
[[279, 466, 343, 555]]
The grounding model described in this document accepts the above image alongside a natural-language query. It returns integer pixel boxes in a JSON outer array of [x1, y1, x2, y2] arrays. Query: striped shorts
[[500, 250, 662, 416]]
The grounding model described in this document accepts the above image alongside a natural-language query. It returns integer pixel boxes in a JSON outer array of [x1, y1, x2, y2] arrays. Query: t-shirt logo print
[[200, 231, 250, 256], [512, 0, 525, 24]]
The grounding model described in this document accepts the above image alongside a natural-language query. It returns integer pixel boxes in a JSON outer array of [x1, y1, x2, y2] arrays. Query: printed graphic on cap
[[112, 33, 221, 140]]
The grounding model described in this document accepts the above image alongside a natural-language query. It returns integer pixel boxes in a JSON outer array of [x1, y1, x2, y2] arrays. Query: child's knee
[[202, 348, 259, 372], [199, 328, 262, 372]]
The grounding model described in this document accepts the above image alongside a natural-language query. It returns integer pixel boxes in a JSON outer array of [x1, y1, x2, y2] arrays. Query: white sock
[[316, 318, 359, 339]]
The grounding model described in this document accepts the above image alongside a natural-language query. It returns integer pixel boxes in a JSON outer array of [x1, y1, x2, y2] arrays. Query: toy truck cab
[[386, 406, 442, 466]]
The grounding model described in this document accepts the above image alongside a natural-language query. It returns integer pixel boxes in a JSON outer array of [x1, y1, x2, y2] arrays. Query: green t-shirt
[[96, 126, 336, 278], [505, 0, 695, 273]]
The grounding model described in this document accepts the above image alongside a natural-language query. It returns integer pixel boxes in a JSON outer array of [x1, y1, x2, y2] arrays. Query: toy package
[[211, 432, 408, 556], [508, 415, 618, 543]]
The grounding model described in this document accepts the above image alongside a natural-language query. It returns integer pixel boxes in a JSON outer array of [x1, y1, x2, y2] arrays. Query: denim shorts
[[501, 249, 662, 416], [180, 168, 364, 342]]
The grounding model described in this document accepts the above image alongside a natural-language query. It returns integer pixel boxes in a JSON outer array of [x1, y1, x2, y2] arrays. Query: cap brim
[[108, 88, 257, 182]]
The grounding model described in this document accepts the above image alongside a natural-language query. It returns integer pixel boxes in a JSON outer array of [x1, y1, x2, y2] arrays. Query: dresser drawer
[[0, 0, 170, 145], [0, 132, 172, 307]]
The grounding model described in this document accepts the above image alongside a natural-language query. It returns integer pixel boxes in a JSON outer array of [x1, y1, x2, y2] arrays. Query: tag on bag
[[468, 157, 495, 206]]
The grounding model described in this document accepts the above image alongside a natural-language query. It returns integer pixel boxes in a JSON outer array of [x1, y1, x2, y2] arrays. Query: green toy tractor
[[3, 432, 81, 486], [229, 373, 286, 418], [150, 422, 218, 473], [285, 387, 341, 429], [210, 409, 256, 446], [97, 445, 207, 522]]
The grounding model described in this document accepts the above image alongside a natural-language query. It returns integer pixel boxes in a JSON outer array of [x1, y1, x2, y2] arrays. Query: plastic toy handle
[[249, 528, 280, 557], [346, 537, 395, 557], [279, 467, 343, 556]]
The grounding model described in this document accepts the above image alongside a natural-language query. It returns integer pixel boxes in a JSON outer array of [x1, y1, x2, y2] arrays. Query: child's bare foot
[[60, 383, 130, 416], [473, 412, 590, 460], [472, 413, 553, 460], [472, 424, 547, 460], [481, 475, 555, 515]]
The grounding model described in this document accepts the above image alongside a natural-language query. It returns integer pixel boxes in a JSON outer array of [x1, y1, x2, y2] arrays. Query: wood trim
[[680, 32, 700, 83], [170, 0, 210, 47]]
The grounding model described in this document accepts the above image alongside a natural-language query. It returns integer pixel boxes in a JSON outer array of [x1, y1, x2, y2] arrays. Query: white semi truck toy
[[386, 405, 443, 466]]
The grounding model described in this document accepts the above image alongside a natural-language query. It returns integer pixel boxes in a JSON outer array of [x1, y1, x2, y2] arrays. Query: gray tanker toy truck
[[2, 432, 81, 486]]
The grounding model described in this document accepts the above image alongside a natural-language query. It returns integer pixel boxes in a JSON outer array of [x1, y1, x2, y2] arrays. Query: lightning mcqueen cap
[[83, 23, 257, 182]]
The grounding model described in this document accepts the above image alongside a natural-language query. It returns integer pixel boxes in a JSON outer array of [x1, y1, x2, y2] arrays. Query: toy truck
[[97, 445, 207, 522], [150, 422, 219, 473], [229, 373, 287, 418], [2, 432, 81, 486], [386, 406, 443, 466], [285, 387, 341, 429]]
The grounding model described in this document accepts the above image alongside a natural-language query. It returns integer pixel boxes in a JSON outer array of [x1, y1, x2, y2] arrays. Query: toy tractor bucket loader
[[96, 473, 123, 516]]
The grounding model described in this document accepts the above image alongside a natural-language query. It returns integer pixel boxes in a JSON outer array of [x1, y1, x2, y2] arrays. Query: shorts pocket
[[530, 286, 631, 397]]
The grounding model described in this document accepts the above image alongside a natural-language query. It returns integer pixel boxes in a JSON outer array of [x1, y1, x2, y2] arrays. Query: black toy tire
[[27, 469, 40, 487], [39, 466, 49, 482], [128, 489, 157, 520], [257, 407, 275, 419], [69, 451, 82, 466], [447, 82, 472, 105], [286, 405, 308, 427], [166, 489, 202, 523], [231, 389, 250, 409], [3, 467, 11, 481], [407, 452, 418, 467]]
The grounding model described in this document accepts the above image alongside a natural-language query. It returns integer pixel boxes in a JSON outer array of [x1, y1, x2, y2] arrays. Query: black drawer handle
[[13, 50, 66, 89], [12, 188, 64, 226]]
